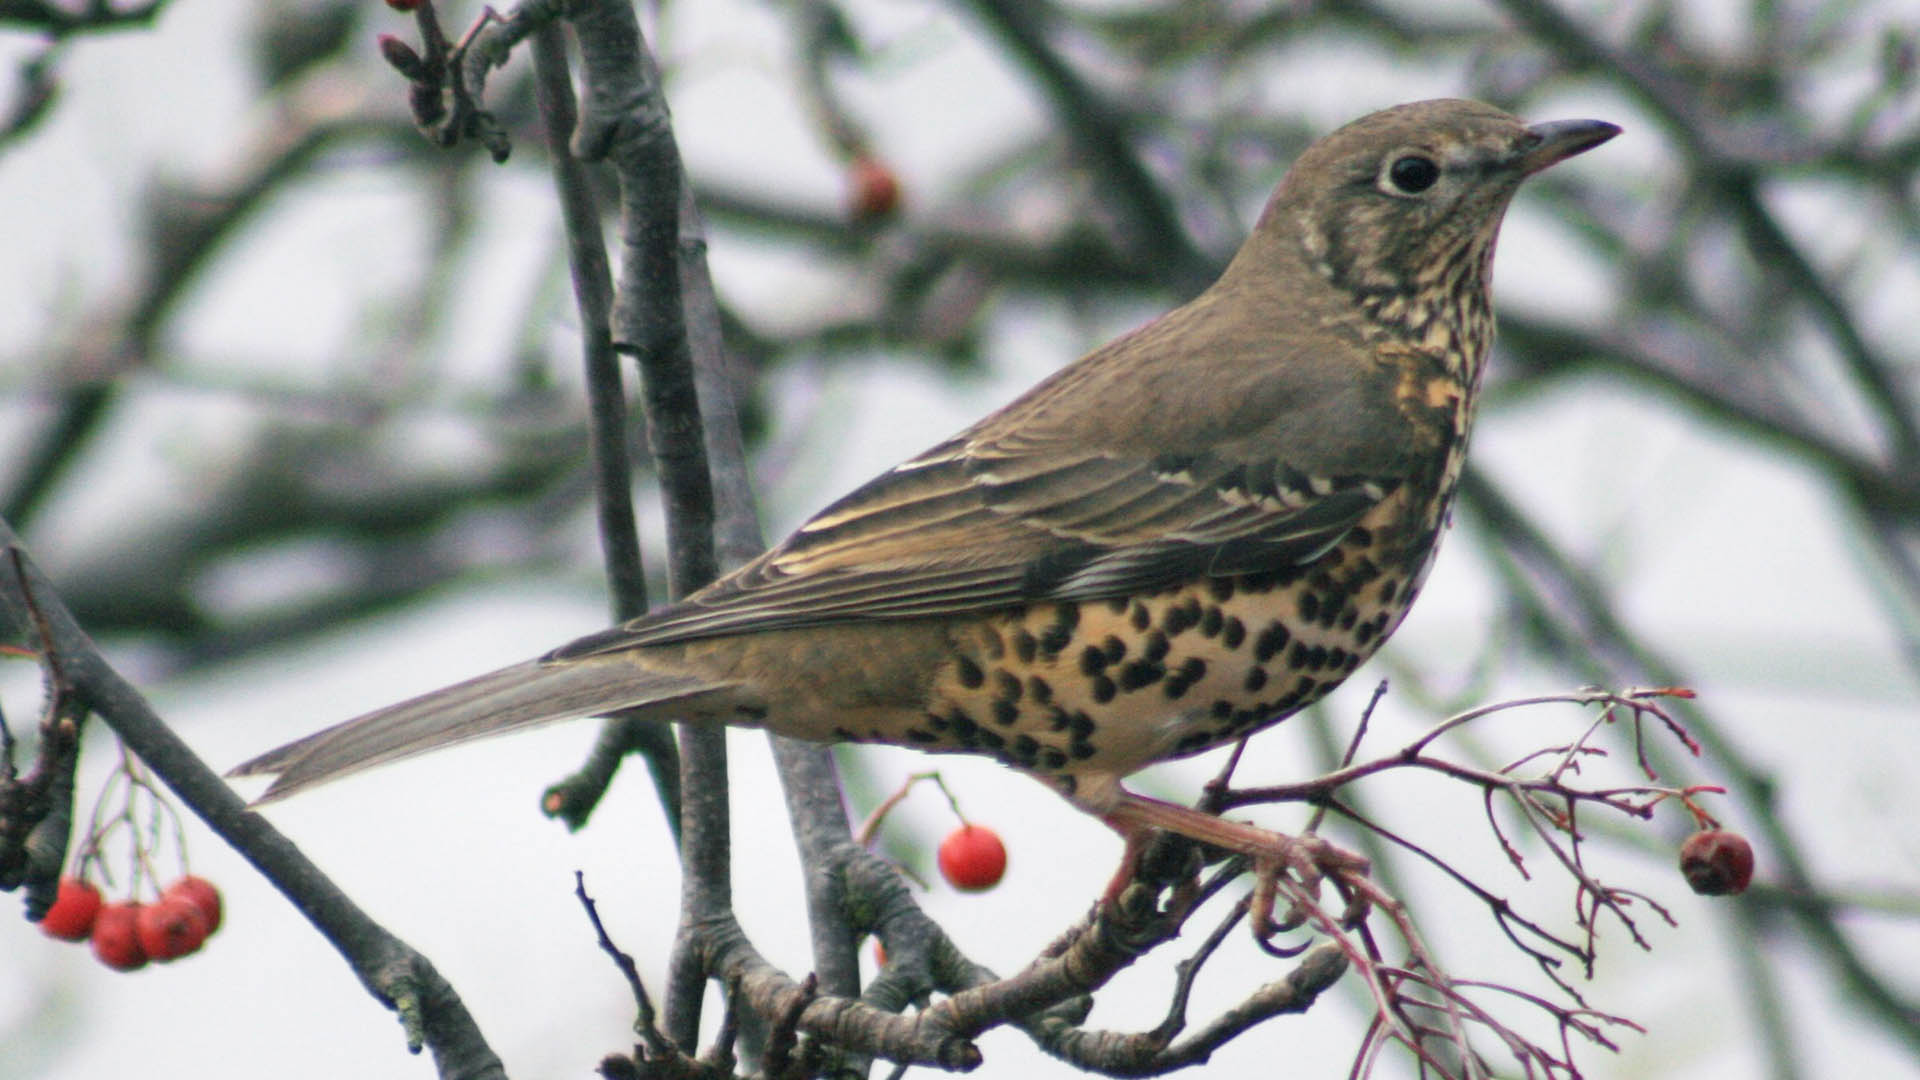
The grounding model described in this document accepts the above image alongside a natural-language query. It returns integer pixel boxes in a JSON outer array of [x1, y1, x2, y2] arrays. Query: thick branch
[[529, 21, 683, 842]]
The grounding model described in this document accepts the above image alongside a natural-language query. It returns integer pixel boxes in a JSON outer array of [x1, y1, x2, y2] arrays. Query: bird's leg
[[1098, 788, 1372, 939], [1102, 826, 1153, 907]]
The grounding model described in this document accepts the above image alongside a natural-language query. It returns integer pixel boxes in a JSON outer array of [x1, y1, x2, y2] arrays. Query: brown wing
[[549, 435, 1394, 658], [552, 291, 1428, 660]]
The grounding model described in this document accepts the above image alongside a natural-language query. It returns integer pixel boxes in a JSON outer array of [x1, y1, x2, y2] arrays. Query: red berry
[[937, 824, 1007, 891], [42, 877, 103, 941], [847, 157, 902, 222], [91, 902, 149, 971], [136, 897, 210, 961], [162, 875, 223, 936], [1679, 828, 1755, 896]]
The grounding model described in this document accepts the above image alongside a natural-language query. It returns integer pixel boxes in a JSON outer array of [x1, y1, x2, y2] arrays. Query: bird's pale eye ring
[[1383, 153, 1440, 195]]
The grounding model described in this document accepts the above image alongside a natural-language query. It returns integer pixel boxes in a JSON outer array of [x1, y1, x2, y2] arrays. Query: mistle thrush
[[235, 99, 1619, 896]]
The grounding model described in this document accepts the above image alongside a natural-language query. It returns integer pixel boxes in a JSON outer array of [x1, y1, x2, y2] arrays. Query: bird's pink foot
[[1098, 788, 1371, 939]]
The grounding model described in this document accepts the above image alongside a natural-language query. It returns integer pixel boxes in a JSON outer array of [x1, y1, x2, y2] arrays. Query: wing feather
[[552, 439, 1394, 660], [545, 263, 1441, 661]]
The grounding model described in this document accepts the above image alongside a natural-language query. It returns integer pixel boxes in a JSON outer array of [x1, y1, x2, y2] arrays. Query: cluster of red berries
[[41, 874, 223, 971]]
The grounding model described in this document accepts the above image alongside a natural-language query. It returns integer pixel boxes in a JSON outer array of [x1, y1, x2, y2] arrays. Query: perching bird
[[234, 99, 1618, 888]]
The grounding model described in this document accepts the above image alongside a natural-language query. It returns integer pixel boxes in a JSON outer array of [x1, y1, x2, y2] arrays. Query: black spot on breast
[[1106, 596, 1128, 614], [954, 655, 985, 689], [1163, 596, 1202, 635], [949, 714, 979, 746], [1056, 601, 1080, 631], [1327, 646, 1349, 670], [1012, 734, 1040, 765], [1379, 580, 1399, 606], [1068, 711, 1096, 737], [1014, 629, 1038, 663], [1142, 630, 1170, 663], [1045, 706, 1072, 732], [1208, 577, 1235, 603], [992, 699, 1020, 726], [981, 627, 1006, 660], [906, 728, 939, 744], [995, 671, 1023, 701], [1118, 660, 1165, 691], [1027, 675, 1053, 703], [1038, 620, 1073, 656], [1210, 699, 1234, 719], [1175, 730, 1215, 753], [1164, 657, 1207, 699], [1042, 748, 1069, 770], [1221, 617, 1246, 649], [1255, 622, 1291, 663], [1129, 601, 1151, 630], [1200, 606, 1224, 637], [1079, 645, 1108, 676], [1298, 593, 1321, 622], [1244, 666, 1268, 692], [1091, 675, 1117, 703], [1070, 740, 1097, 760], [975, 728, 1005, 750], [1101, 635, 1127, 664]]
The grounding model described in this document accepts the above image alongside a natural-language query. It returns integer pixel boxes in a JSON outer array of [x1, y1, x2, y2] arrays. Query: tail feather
[[229, 656, 727, 804]]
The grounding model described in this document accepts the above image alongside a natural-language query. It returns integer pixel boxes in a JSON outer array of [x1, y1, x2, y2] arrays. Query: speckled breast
[[906, 486, 1452, 781]]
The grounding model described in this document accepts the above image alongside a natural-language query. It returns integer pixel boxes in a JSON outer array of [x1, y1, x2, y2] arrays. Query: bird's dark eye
[[1386, 154, 1440, 193]]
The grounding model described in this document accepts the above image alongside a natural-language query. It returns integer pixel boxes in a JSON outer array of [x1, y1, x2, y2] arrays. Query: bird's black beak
[[1515, 118, 1621, 174]]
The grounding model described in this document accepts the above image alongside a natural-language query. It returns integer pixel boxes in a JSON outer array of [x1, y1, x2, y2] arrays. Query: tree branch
[[0, 521, 507, 1079]]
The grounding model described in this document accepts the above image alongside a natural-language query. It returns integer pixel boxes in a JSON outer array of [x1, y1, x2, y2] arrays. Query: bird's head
[[1233, 99, 1618, 354]]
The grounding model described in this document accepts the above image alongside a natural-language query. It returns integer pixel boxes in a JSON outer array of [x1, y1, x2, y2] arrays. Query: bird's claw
[[1246, 832, 1373, 944]]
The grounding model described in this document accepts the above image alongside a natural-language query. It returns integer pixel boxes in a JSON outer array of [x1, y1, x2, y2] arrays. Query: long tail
[[228, 655, 728, 804]]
